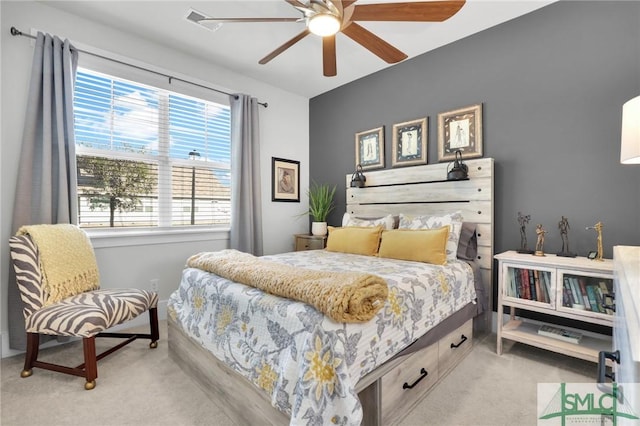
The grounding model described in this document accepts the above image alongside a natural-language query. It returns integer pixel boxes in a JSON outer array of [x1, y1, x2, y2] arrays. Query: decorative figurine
[[517, 212, 534, 254], [586, 221, 604, 261], [534, 224, 548, 256], [556, 216, 576, 257]]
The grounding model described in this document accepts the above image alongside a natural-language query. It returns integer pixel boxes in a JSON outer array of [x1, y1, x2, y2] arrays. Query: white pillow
[[342, 213, 395, 230], [398, 211, 464, 261]]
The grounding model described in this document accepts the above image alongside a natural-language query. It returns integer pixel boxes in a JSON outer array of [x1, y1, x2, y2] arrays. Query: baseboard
[[1, 299, 168, 359]]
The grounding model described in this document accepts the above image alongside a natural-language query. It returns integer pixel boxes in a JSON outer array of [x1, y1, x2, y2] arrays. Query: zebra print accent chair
[[9, 232, 160, 390]]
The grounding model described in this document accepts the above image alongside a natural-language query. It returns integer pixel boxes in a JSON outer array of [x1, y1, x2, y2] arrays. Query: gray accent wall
[[309, 1, 640, 261]]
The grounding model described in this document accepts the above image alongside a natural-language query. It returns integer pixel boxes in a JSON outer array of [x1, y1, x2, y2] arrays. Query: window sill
[[86, 226, 230, 249]]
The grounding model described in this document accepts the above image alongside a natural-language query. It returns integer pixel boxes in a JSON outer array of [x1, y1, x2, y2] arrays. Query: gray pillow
[[457, 222, 478, 260]]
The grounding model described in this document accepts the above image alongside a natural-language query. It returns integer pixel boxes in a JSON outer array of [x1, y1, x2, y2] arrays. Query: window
[[73, 69, 231, 229]]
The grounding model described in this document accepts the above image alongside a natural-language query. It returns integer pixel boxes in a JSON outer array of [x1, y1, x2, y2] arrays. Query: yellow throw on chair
[[9, 224, 159, 390], [17, 224, 100, 305]]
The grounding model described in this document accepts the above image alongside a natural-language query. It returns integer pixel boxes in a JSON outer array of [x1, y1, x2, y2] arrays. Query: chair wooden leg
[[21, 333, 40, 378], [149, 307, 159, 348], [82, 337, 97, 390]]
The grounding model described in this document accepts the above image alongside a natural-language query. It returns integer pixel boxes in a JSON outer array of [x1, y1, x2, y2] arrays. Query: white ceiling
[[44, 0, 554, 98]]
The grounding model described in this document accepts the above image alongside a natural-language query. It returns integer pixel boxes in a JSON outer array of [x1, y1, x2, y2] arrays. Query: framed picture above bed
[[355, 126, 384, 170], [392, 117, 428, 167], [271, 157, 300, 202], [437, 103, 483, 162]]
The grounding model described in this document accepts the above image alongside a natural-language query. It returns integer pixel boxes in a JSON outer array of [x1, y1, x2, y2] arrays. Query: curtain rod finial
[[11, 27, 22, 36]]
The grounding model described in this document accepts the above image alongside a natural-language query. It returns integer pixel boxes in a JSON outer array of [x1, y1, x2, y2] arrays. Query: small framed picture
[[272, 157, 300, 202], [392, 117, 428, 167], [355, 126, 384, 170], [437, 103, 483, 162]]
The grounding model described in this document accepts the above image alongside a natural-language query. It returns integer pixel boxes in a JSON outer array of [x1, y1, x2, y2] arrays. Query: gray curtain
[[9, 32, 79, 349], [229, 94, 263, 256]]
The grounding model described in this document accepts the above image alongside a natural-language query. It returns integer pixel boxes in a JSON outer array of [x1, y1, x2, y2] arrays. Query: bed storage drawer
[[438, 318, 473, 375], [380, 342, 439, 425]]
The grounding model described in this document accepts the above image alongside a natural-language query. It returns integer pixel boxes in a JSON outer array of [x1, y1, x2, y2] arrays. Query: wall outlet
[[150, 279, 159, 292]]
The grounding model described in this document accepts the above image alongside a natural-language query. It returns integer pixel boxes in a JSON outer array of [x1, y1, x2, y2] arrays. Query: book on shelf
[[587, 285, 605, 313], [534, 270, 542, 302], [541, 271, 551, 303], [568, 277, 581, 308], [538, 324, 583, 344], [598, 280, 611, 294], [562, 284, 574, 307], [509, 268, 518, 298], [521, 268, 530, 300], [562, 278, 575, 307], [578, 277, 598, 312], [575, 277, 592, 310], [537, 270, 551, 303]]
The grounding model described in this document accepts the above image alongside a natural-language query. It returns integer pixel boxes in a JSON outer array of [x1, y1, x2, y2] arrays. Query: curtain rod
[[10, 26, 268, 108]]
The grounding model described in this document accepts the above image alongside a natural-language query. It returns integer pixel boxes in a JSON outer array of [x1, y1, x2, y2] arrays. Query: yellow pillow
[[325, 226, 383, 256], [378, 226, 449, 265]]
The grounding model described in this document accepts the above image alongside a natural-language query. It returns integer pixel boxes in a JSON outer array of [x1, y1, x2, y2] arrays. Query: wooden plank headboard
[[344, 157, 494, 330]]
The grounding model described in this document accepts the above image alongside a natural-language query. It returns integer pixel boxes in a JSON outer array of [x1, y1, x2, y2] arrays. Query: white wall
[[0, 1, 310, 358]]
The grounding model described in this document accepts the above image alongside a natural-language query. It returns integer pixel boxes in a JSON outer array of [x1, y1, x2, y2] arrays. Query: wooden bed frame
[[168, 158, 494, 425]]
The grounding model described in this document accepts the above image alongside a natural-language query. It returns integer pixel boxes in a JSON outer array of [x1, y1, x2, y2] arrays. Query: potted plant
[[306, 181, 336, 236]]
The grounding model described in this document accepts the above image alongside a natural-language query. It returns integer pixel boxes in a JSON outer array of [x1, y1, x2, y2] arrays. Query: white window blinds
[[73, 68, 231, 228]]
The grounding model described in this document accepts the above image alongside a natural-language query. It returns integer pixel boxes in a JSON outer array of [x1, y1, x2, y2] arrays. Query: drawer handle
[[598, 350, 619, 381], [450, 334, 468, 349], [597, 350, 619, 394], [402, 368, 428, 390]]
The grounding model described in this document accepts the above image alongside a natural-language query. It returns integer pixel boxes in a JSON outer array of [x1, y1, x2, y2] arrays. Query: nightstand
[[294, 234, 327, 251]]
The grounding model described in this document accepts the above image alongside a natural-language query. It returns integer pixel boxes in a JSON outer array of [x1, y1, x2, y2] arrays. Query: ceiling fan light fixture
[[308, 13, 341, 37]]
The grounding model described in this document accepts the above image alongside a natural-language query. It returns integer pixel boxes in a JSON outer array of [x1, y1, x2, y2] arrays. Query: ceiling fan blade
[[322, 0, 342, 16], [198, 17, 300, 23], [323, 35, 337, 77], [310, 0, 333, 13], [286, 0, 316, 15], [284, 0, 309, 8], [341, 22, 408, 63], [259, 29, 311, 65], [351, 1, 465, 22], [341, 0, 358, 8]]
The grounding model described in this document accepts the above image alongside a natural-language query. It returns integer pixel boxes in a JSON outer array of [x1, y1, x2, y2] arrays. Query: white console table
[[608, 246, 640, 425]]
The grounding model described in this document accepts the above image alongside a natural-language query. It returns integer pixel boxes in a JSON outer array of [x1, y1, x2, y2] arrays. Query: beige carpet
[[0, 322, 596, 426]]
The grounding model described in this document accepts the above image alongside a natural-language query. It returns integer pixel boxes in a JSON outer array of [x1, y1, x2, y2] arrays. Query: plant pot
[[311, 222, 327, 236]]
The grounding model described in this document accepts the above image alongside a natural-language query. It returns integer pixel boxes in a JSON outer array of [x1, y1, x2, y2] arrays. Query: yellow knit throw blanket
[[17, 224, 100, 305], [187, 250, 388, 323]]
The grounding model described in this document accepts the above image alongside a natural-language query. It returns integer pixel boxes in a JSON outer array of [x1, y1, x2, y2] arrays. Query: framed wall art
[[392, 117, 427, 167], [437, 103, 483, 162], [271, 157, 300, 202], [355, 126, 384, 170]]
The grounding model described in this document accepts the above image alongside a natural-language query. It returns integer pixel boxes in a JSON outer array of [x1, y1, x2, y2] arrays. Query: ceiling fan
[[197, 0, 466, 77]]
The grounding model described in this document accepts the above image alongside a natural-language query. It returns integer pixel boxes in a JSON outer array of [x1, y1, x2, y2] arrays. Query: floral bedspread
[[168, 250, 476, 426]]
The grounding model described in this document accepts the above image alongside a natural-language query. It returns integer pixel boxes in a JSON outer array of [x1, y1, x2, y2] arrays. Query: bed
[[168, 158, 494, 425]]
